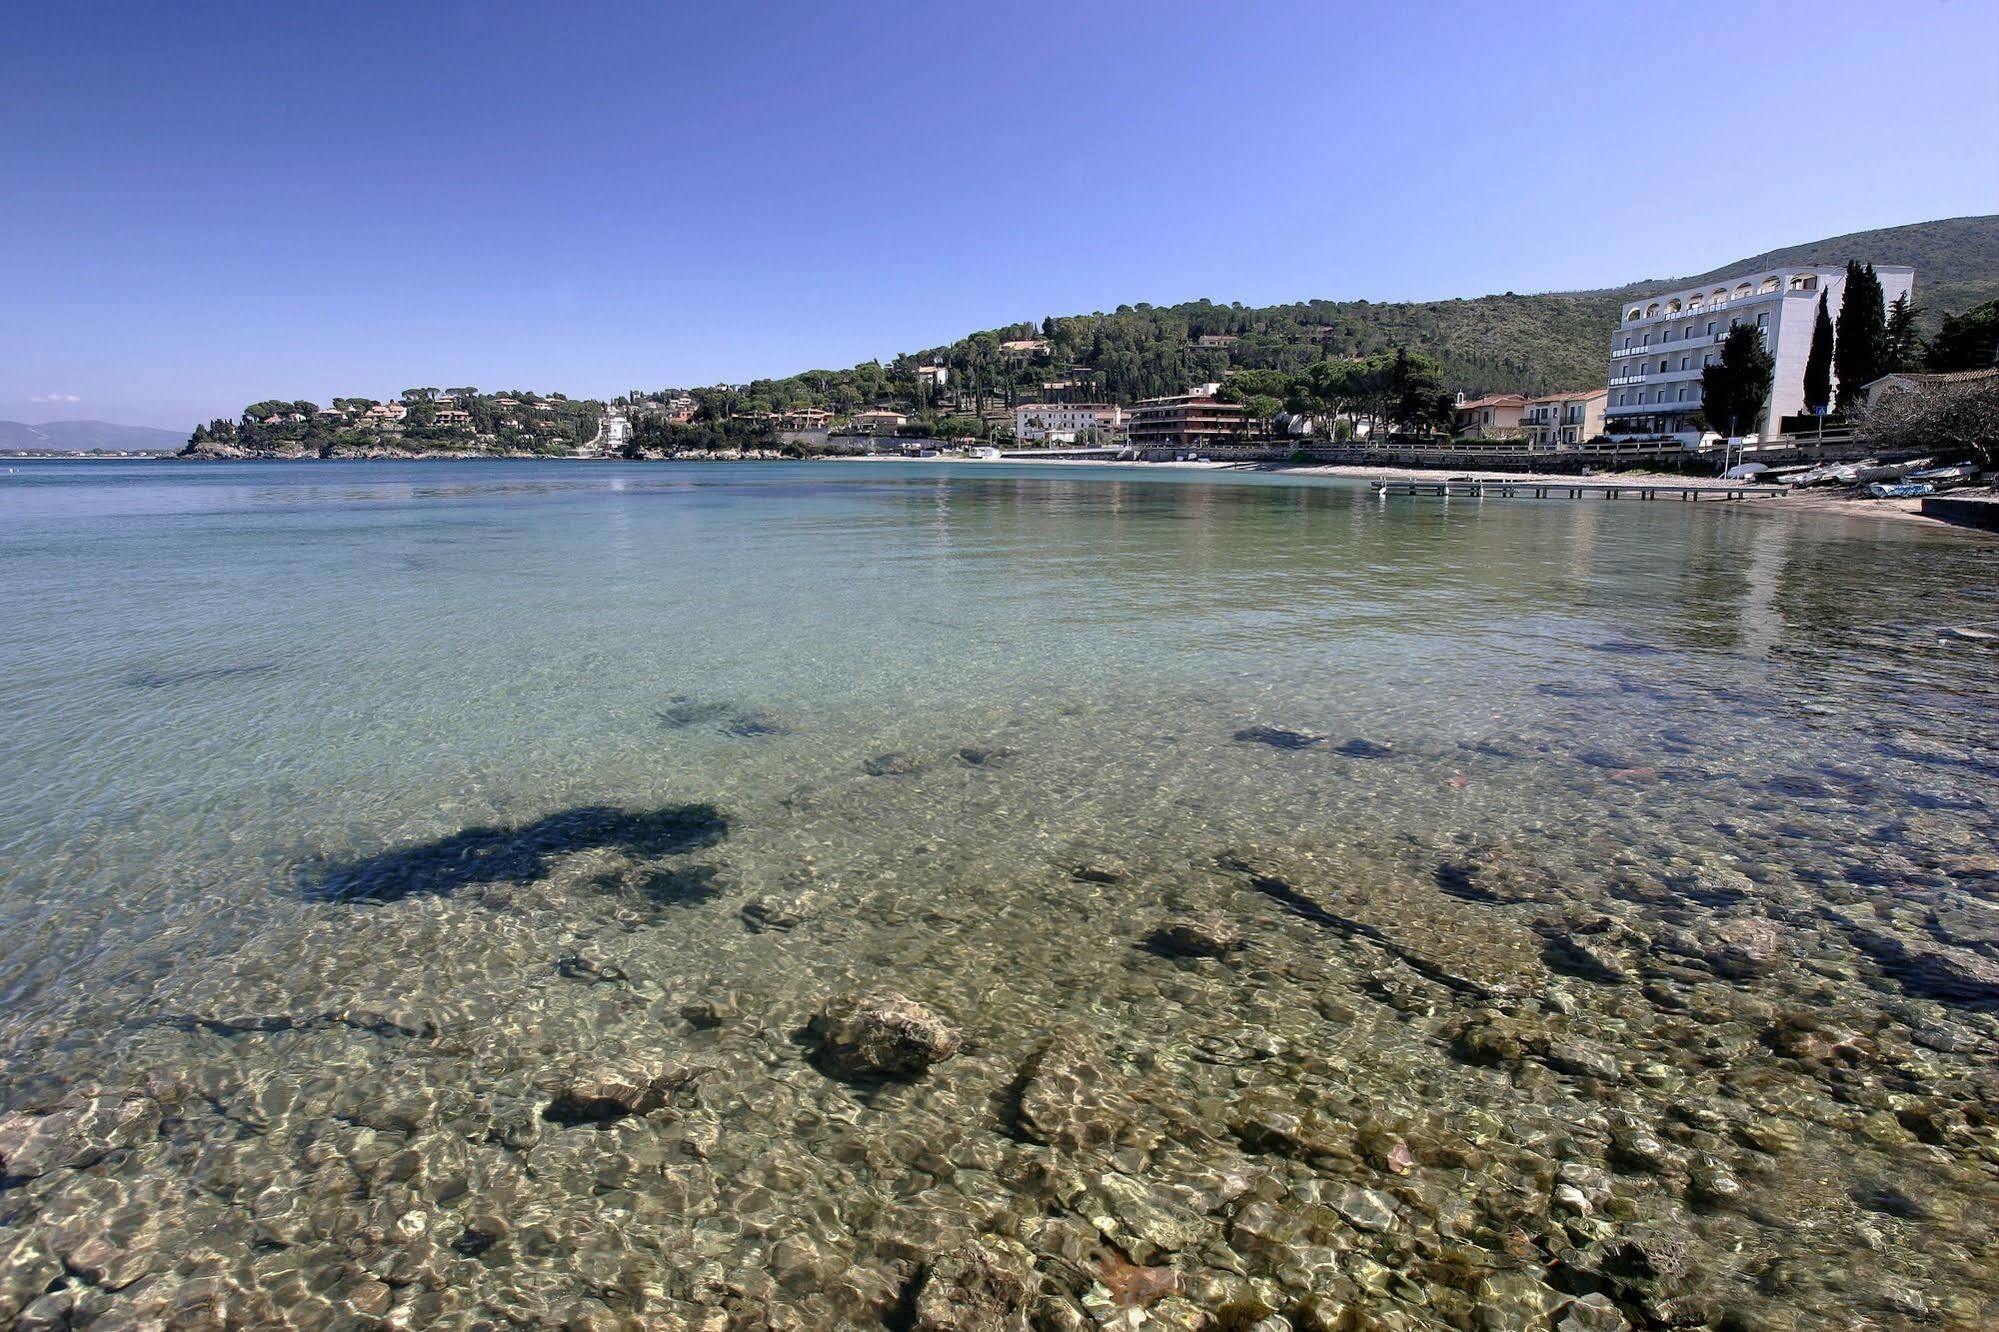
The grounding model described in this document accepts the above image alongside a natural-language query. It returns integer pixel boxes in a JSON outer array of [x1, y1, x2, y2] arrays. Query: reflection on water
[[1, 460, 1996, 1330]]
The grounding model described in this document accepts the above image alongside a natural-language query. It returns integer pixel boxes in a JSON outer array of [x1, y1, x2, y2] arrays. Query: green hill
[[681, 215, 1998, 422]]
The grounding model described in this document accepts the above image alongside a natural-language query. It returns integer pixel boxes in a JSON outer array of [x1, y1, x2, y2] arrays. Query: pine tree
[[1882, 293, 1923, 373], [1833, 261, 1886, 412], [1802, 290, 1834, 416], [1702, 324, 1776, 437]]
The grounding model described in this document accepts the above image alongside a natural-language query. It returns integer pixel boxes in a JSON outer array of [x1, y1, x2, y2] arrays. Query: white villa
[[1605, 263, 1914, 443]]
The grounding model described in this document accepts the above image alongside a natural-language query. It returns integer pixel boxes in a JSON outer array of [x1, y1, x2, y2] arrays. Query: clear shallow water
[[2, 459, 1997, 1329]]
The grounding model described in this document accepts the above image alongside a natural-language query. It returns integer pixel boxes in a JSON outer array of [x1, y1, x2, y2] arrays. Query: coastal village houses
[[1860, 366, 1999, 409], [1453, 393, 1529, 440], [1522, 389, 1608, 450], [850, 407, 908, 434], [1604, 263, 1915, 443]]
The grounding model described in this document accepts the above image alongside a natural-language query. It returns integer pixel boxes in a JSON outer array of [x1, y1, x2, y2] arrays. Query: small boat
[[1721, 462, 1769, 480], [1852, 458, 1931, 483], [1788, 463, 1848, 487], [1866, 481, 1934, 499], [1908, 463, 1978, 483]]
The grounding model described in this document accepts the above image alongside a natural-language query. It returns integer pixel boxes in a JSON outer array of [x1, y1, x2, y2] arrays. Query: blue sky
[[5, 1, 1996, 429]]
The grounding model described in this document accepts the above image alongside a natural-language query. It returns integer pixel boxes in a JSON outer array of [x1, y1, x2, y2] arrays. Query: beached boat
[[1908, 463, 1979, 484], [1867, 481, 1935, 499], [1788, 462, 1851, 487], [1853, 458, 1931, 483]]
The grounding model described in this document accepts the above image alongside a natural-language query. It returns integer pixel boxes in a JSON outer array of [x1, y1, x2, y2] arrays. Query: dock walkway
[[1371, 477, 1786, 502]]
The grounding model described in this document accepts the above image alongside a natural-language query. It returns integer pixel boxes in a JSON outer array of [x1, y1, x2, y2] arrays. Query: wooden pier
[[1371, 477, 1787, 502]]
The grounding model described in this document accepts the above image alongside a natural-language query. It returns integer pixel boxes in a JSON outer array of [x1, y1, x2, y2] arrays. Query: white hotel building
[[1014, 402, 1125, 444], [1605, 263, 1914, 442]]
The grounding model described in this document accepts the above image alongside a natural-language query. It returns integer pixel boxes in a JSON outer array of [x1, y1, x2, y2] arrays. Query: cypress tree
[[1833, 261, 1886, 412], [1802, 290, 1834, 416]]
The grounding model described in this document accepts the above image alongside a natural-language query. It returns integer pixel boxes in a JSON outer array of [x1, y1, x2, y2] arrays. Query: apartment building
[[1605, 264, 1915, 442], [1127, 392, 1249, 450], [1013, 402, 1124, 443]]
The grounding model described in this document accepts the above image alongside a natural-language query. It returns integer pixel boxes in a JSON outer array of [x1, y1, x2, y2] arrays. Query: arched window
[[1734, 283, 1752, 298], [1667, 298, 1682, 313], [1646, 303, 1661, 317], [1759, 276, 1780, 293], [1626, 308, 1643, 322], [1712, 289, 1728, 304]]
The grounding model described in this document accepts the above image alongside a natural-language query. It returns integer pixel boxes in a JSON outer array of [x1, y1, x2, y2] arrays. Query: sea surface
[[2, 458, 1997, 1330]]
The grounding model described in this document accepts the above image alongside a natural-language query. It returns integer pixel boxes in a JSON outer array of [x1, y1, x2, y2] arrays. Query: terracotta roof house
[[1453, 394, 1529, 440]]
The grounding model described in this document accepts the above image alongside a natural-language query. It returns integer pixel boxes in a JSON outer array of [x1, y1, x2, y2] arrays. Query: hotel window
[[1706, 322, 1715, 337], [1756, 312, 1769, 330], [1659, 361, 1669, 374], [1680, 356, 1690, 371]]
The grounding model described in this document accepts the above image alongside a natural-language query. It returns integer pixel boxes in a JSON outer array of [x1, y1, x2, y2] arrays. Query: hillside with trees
[[625, 215, 1998, 437], [196, 216, 1998, 453], [182, 389, 603, 458]]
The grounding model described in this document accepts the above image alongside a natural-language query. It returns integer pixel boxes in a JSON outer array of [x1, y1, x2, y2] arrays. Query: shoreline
[[116, 450, 1999, 534]]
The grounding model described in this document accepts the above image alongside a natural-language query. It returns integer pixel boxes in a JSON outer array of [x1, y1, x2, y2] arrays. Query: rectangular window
[[1706, 322, 1715, 336], [1756, 312, 1769, 329], [1680, 356, 1690, 371]]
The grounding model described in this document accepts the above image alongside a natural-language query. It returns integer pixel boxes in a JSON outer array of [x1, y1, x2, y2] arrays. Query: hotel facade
[[1605, 264, 1914, 442], [1013, 402, 1125, 444]]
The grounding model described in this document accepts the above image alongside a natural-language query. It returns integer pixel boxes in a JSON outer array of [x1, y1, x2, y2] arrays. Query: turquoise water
[[1, 459, 1996, 1329]]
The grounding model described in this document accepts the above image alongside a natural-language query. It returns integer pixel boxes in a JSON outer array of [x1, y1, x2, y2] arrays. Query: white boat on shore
[[1852, 458, 1931, 483], [1908, 463, 1979, 485]]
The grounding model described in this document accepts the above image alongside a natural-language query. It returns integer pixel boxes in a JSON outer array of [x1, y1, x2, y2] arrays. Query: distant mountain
[[0, 420, 185, 452]]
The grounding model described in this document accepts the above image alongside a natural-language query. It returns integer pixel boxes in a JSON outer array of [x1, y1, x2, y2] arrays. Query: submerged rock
[[1665, 914, 1783, 980], [810, 992, 962, 1078], [741, 892, 814, 932], [1333, 737, 1396, 758], [542, 1065, 691, 1126], [1234, 726, 1326, 750], [1015, 1035, 1138, 1149], [1146, 915, 1243, 959], [1847, 923, 1999, 1003], [0, 1092, 162, 1179], [863, 751, 933, 777], [913, 1236, 1038, 1331], [1070, 858, 1128, 884]]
